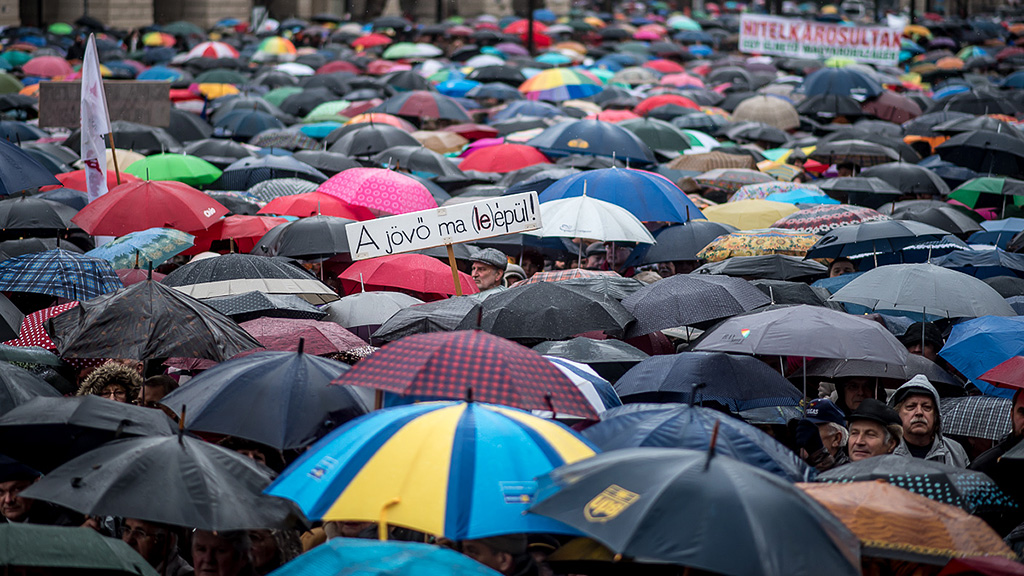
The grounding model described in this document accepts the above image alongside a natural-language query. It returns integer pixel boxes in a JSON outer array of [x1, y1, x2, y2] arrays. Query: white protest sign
[[346, 192, 542, 260], [739, 14, 902, 66]]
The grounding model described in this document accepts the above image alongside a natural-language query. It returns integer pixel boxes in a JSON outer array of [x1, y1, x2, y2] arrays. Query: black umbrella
[[0, 291, 21, 341], [266, 215, 353, 260], [795, 354, 965, 398], [0, 395, 175, 471], [206, 192, 260, 216], [860, 162, 950, 196], [47, 280, 262, 361], [63, 121, 181, 155], [161, 253, 334, 304], [0, 196, 77, 233], [34, 188, 89, 211], [0, 237, 81, 261], [817, 454, 1015, 516], [984, 275, 1024, 297], [466, 65, 526, 86], [372, 296, 482, 342], [938, 89, 1022, 115], [166, 108, 213, 143], [795, 94, 865, 121], [0, 361, 59, 416], [204, 291, 326, 322], [533, 337, 648, 384], [817, 177, 901, 207], [291, 150, 361, 176], [625, 221, 737, 267], [902, 110, 973, 137], [622, 274, 770, 336], [891, 203, 983, 235], [530, 447, 859, 575], [935, 130, 1024, 177], [809, 139, 900, 167], [159, 348, 367, 449], [0, 140, 61, 195], [0, 523, 159, 576], [455, 282, 634, 341], [933, 115, 1024, 139], [751, 279, 832, 307], [280, 87, 338, 117], [721, 121, 790, 146], [328, 124, 421, 158], [694, 255, 829, 281], [210, 97, 292, 125], [555, 276, 646, 301], [217, 156, 328, 190], [183, 138, 256, 169], [804, 219, 949, 260], [372, 146, 463, 178], [20, 434, 302, 530]]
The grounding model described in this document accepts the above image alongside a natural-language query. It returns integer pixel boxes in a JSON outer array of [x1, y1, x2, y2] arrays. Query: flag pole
[[108, 134, 121, 185]]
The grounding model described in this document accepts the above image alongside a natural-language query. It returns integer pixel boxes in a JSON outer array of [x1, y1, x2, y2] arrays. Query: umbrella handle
[[378, 498, 400, 541], [704, 420, 720, 470]]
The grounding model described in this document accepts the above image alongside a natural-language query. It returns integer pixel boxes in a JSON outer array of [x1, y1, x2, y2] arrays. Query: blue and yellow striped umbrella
[[266, 401, 596, 540]]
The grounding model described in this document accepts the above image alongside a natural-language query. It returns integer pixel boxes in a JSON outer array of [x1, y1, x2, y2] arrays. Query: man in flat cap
[[471, 248, 508, 292]]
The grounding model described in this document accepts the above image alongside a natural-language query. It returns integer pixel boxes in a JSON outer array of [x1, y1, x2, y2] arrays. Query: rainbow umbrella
[[257, 36, 297, 55], [265, 401, 596, 540], [519, 68, 602, 102], [696, 228, 820, 262], [142, 31, 175, 47]]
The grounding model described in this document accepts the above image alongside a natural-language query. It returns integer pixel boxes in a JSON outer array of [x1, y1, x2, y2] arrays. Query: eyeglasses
[[122, 527, 165, 541], [100, 387, 127, 400]]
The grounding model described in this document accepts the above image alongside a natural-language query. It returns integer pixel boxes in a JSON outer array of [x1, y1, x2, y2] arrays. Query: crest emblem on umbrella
[[584, 484, 640, 522], [567, 138, 590, 149]]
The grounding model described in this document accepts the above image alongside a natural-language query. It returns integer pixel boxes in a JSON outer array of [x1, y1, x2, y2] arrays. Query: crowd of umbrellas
[[3, 3, 1024, 576]]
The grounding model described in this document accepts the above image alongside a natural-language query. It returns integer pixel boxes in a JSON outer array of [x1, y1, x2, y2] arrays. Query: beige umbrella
[[412, 130, 468, 154], [732, 95, 801, 131]]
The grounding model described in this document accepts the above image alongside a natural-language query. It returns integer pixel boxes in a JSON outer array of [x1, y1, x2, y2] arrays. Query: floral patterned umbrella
[[697, 228, 820, 262], [731, 181, 825, 202], [773, 205, 891, 234], [85, 228, 194, 270]]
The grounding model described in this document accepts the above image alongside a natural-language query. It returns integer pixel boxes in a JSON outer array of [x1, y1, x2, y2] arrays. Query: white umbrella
[[321, 291, 424, 328], [527, 193, 656, 244]]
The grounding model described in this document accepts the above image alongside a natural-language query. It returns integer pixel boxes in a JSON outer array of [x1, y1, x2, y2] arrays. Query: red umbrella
[[366, 60, 410, 75], [42, 170, 142, 193], [185, 215, 288, 255], [116, 268, 167, 285], [3, 301, 106, 370], [939, 557, 1024, 576], [239, 317, 367, 355], [258, 192, 375, 221], [979, 356, 1024, 391], [338, 253, 478, 300], [458, 143, 550, 173], [331, 329, 599, 419], [351, 33, 393, 49], [443, 123, 499, 140], [520, 32, 551, 48], [316, 61, 361, 75], [23, 56, 73, 78], [645, 59, 685, 74], [341, 99, 384, 118], [634, 94, 700, 115], [503, 19, 548, 35], [72, 180, 229, 236], [585, 110, 641, 122], [861, 91, 923, 123]]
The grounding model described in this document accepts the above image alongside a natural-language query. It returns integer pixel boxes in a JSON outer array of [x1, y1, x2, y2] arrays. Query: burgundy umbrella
[[240, 317, 367, 355]]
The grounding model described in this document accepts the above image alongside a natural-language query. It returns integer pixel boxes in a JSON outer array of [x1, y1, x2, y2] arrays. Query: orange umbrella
[[799, 482, 1017, 565], [936, 57, 964, 70]]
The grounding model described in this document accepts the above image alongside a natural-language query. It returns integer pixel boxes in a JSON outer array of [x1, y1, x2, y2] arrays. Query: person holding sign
[[470, 249, 508, 292]]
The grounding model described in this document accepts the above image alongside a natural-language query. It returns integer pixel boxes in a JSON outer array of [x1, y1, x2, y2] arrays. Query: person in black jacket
[[970, 389, 1024, 535]]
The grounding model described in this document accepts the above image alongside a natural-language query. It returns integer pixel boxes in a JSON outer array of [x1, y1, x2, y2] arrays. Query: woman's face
[[248, 530, 278, 570]]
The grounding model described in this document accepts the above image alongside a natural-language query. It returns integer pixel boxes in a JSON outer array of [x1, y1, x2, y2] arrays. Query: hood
[[887, 374, 942, 433]]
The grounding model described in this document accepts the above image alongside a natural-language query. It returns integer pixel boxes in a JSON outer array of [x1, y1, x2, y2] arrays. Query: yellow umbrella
[[701, 199, 799, 230], [197, 83, 240, 99], [904, 25, 932, 39]]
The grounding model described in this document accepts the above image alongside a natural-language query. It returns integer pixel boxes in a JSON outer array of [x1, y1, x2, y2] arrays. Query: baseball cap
[[804, 398, 846, 427], [848, 398, 901, 428], [504, 264, 526, 283], [470, 248, 508, 270]]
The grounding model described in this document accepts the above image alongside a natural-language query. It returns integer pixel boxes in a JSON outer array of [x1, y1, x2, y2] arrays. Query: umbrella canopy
[[270, 539, 503, 576], [941, 396, 1012, 441], [773, 204, 890, 234], [0, 361, 59, 416], [695, 254, 829, 281], [701, 200, 798, 230], [72, 180, 228, 236], [372, 90, 471, 122], [48, 280, 261, 361], [334, 329, 597, 418], [526, 119, 656, 166], [0, 196, 77, 232], [238, 317, 367, 355], [805, 220, 949, 260], [204, 291, 326, 322], [371, 296, 481, 343], [218, 156, 328, 190], [266, 401, 595, 539], [85, 227, 194, 270], [625, 220, 737, 265], [338, 254, 477, 299], [829, 263, 1015, 319], [799, 482, 1015, 565], [455, 282, 634, 341], [538, 167, 703, 223], [530, 447, 860, 576], [979, 356, 1024, 391], [519, 68, 603, 101], [159, 349, 367, 449], [622, 274, 770, 335], [529, 195, 655, 244], [0, 249, 121, 301], [935, 130, 1024, 177], [123, 153, 223, 186], [318, 168, 437, 216], [0, 524, 158, 576], [694, 304, 908, 364], [162, 253, 337, 305], [861, 162, 951, 196], [321, 291, 422, 330], [940, 316, 1024, 397], [0, 395, 175, 471], [0, 139, 61, 195], [21, 434, 300, 530], [697, 228, 819, 262]]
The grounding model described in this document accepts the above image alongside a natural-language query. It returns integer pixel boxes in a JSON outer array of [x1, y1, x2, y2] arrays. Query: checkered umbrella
[[940, 396, 1012, 441], [204, 291, 326, 323], [512, 269, 620, 286], [772, 205, 891, 234], [622, 274, 770, 336], [332, 330, 599, 419], [0, 249, 121, 302]]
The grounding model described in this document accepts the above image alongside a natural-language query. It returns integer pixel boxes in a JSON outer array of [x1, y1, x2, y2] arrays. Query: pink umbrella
[[317, 168, 437, 215], [661, 73, 705, 88], [459, 137, 504, 158], [23, 55, 73, 78], [239, 317, 367, 355]]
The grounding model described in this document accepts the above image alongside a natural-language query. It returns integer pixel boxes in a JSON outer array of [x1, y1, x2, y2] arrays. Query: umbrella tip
[[297, 337, 304, 355], [704, 420, 720, 470], [178, 404, 186, 444], [147, 261, 153, 280]]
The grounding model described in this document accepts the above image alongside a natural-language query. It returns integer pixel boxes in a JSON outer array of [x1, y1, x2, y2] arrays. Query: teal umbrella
[[85, 228, 194, 270], [0, 524, 158, 576]]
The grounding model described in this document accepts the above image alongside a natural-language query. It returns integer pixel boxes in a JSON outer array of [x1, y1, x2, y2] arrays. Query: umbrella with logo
[[529, 448, 860, 576], [72, 180, 228, 236], [266, 400, 596, 539]]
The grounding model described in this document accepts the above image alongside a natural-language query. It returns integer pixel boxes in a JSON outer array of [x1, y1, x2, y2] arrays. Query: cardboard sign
[[38, 81, 171, 128], [739, 14, 901, 66], [346, 192, 542, 260]]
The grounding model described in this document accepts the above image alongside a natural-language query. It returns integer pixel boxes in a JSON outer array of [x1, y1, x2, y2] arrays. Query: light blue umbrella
[[86, 228, 194, 270], [269, 539, 502, 576], [766, 190, 841, 205]]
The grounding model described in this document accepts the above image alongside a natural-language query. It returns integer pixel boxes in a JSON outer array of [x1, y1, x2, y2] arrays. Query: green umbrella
[[619, 117, 693, 156], [161, 20, 206, 38], [0, 343, 62, 366], [949, 177, 1024, 209], [0, 523, 158, 576], [124, 153, 223, 186], [195, 68, 248, 85], [0, 52, 31, 69], [47, 22, 74, 35], [0, 72, 22, 94], [382, 42, 443, 60], [302, 100, 352, 123], [263, 86, 304, 107]]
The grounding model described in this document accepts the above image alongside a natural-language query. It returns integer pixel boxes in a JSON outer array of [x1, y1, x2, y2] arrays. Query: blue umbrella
[[688, 44, 714, 57], [930, 248, 1024, 279], [582, 403, 815, 482], [214, 110, 286, 141], [1001, 70, 1024, 89], [539, 167, 704, 223], [798, 67, 883, 98], [36, 188, 88, 211], [85, 228, 194, 270], [466, 82, 523, 101], [137, 66, 185, 82], [269, 539, 502, 576], [940, 316, 1024, 398], [765, 190, 841, 205], [298, 122, 342, 140], [0, 139, 60, 194], [435, 79, 480, 98], [490, 100, 564, 122], [0, 249, 121, 301], [527, 120, 657, 166], [0, 121, 47, 142], [969, 218, 1024, 249]]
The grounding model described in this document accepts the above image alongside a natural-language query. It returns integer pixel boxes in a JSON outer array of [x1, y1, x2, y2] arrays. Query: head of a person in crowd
[[140, 375, 178, 409], [835, 376, 884, 415], [0, 460, 41, 523], [583, 242, 606, 270], [122, 518, 177, 569], [527, 534, 559, 576], [503, 264, 526, 287], [633, 270, 662, 284], [804, 398, 849, 458], [889, 374, 941, 450], [828, 257, 857, 278], [836, 162, 858, 177], [462, 534, 530, 576], [520, 252, 545, 278], [898, 322, 944, 362], [323, 520, 378, 540], [605, 242, 634, 270], [673, 260, 701, 275], [76, 362, 143, 404], [248, 530, 301, 576], [1013, 389, 1024, 440], [470, 248, 507, 291], [217, 437, 284, 473], [847, 399, 903, 462], [192, 529, 253, 576]]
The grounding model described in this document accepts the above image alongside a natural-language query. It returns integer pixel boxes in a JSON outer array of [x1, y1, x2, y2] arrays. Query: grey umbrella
[[204, 291, 327, 322], [794, 354, 965, 397], [21, 434, 302, 530], [829, 263, 1015, 319], [695, 254, 828, 281], [622, 274, 770, 337], [0, 361, 60, 416], [162, 253, 337, 304], [372, 296, 481, 342], [804, 220, 949, 261], [533, 337, 648, 383]]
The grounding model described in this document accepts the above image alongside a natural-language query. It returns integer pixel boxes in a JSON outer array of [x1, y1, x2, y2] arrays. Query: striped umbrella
[[257, 36, 297, 56], [186, 41, 239, 60], [519, 68, 603, 102], [266, 401, 596, 539]]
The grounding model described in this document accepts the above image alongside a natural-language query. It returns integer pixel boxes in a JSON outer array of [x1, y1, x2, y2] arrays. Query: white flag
[[80, 33, 111, 203]]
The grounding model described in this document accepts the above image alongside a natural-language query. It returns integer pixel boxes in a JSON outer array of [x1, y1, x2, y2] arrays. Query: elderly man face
[[848, 420, 898, 462], [122, 518, 172, 567], [192, 530, 250, 576], [842, 377, 874, 412], [897, 393, 937, 448], [0, 479, 34, 522], [471, 262, 504, 291]]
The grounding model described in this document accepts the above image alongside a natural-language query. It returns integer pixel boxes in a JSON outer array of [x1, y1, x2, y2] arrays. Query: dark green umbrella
[[21, 434, 302, 530], [530, 447, 860, 576], [0, 524, 158, 576]]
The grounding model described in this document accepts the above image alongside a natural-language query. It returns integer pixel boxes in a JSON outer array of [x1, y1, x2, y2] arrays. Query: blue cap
[[804, 398, 846, 427]]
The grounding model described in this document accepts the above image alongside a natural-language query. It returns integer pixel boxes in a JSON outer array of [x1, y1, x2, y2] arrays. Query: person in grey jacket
[[887, 374, 970, 468]]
